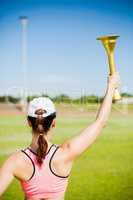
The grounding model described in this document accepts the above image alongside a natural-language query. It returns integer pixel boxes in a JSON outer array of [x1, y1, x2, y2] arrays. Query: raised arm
[[61, 72, 120, 161]]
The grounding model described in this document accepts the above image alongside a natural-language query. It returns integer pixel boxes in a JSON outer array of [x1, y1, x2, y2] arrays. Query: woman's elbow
[[96, 119, 108, 129], [101, 120, 108, 128]]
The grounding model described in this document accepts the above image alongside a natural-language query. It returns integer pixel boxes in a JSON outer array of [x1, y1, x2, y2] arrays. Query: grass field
[[0, 104, 133, 200]]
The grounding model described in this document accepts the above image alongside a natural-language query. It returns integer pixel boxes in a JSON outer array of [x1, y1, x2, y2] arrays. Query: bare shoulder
[[50, 144, 73, 178], [0, 150, 26, 176], [52, 143, 73, 164], [7, 150, 28, 165], [54, 143, 69, 160], [2, 150, 25, 168], [3, 150, 33, 181], [58, 141, 72, 161]]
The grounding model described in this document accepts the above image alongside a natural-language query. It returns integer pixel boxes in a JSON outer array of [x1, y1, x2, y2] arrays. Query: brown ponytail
[[28, 110, 56, 165], [35, 109, 48, 165], [37, 134, 48, 165]]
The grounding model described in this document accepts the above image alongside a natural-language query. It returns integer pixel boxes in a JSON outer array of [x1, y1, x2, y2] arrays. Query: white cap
[[27, 97, 56, 118]]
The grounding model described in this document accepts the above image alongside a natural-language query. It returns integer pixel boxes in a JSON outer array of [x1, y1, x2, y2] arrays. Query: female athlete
[[0, 72, 120, 200]]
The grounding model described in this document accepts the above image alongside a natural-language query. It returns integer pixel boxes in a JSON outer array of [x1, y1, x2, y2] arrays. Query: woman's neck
[[29, 133, 52, 153]]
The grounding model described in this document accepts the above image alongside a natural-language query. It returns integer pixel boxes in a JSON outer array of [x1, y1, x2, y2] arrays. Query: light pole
[[19, 16, 28, 112]]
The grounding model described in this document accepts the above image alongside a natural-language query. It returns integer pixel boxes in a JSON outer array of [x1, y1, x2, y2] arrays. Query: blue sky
[[0, 0, 133, 97]]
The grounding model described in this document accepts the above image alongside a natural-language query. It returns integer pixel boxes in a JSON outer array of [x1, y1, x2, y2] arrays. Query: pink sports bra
[[20, 144, 69, 199]]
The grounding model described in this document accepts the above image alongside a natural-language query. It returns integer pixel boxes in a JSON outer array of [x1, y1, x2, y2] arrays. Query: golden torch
[[97, 35, 121, 101]]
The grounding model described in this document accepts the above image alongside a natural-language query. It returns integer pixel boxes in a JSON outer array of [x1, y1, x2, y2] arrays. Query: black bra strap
[[27, 144, 55, 157], [21, 150, 36, 181], [49, 146, 69, 179]]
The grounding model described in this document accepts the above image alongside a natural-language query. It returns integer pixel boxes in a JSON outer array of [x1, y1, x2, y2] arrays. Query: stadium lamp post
[[19, 16, 28, 112]]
